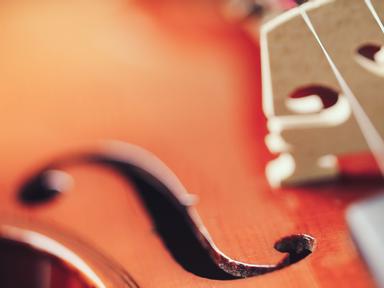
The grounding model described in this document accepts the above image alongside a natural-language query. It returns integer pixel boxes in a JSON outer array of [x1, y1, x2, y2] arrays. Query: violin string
[[297, 4, 384, 176], [364, 0, 384, 34]]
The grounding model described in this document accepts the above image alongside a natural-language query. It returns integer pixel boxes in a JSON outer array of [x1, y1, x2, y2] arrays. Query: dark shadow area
[[357, 43, 381, 61], [0, 238, 92, 288]]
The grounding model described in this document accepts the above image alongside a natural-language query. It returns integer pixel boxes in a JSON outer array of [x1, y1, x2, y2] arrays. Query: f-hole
[[18, 142, 315, 280]]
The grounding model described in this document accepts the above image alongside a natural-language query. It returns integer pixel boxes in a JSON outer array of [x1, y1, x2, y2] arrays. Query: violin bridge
[[258, 0, 384, 187]]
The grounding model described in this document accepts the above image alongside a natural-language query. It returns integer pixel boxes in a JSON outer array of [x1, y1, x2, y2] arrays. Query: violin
[[0, 0, 382, 287]]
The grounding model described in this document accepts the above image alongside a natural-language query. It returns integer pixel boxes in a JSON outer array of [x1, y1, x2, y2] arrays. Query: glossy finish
[[0, 0, 378, 287]]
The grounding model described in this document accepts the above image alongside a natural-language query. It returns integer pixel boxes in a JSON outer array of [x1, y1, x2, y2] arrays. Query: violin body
[[0, 0, 379, 287]]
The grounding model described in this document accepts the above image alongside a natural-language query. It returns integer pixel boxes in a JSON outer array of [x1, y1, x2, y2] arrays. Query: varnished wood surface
[[0, 0, 379, 287]]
